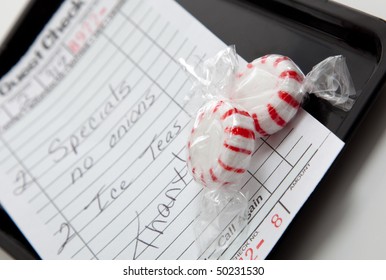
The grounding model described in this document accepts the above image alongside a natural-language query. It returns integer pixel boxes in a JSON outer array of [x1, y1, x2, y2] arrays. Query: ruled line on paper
[[28, 19, 187, 208], [15, 12, 188, 206], [0, 0, 92, 105], [0, 0, 199, 258], [0, 134, 99, 259], [228, 134, 324, 260], [51, 60, 195, 255], [52, 109, 190, 228], [32, 1, 205, 258], [37, 46, 198, 221], [70, 146, 190, 259], [43, 77, 192, 225], [11, 1, 138, 146], [5, 13, 195, 215], [0, 0, 344, 260], [174, 129, 314, 260], [39, 45, 196, 219], [4, 2, 149, 174], [50, 109, 316, 259], [156, 213, 197, 260], [0, 0, 123, 142], [157, 130, 296, 257], [113, 168, 194, 260], [102, 31, 191, 117]]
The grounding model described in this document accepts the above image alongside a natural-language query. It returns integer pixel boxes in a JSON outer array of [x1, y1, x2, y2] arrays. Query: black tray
[[177, 0, 386, 142], [1, 0, 386, 259]]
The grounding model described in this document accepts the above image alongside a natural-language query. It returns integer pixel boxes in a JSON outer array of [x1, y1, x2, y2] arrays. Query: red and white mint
[[234, 54, 305, 137], [187, 100, 255, 188]]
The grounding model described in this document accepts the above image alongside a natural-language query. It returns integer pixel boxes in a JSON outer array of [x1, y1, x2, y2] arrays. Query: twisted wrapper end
[[302, 55, 356, 111]]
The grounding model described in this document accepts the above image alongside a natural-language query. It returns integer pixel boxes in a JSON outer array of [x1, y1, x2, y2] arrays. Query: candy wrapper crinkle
[[179, 46, 356, 257]]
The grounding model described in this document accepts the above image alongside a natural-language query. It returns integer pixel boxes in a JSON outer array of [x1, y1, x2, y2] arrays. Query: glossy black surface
[[0, 207, 38, 259], [0, 0, 63, 78], [1, 0, 386, 259]]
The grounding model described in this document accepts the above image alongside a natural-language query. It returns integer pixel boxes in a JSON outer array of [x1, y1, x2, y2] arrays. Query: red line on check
[[256, 239, 264, 250]]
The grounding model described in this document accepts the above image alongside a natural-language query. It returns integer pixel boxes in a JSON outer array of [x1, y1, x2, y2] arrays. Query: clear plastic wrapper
[[187, 99, 255, 189], [180, 46, 356, 257], [302, 55, 355, 111]]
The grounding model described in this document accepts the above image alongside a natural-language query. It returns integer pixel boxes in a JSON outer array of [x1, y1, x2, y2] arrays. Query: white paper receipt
[[0, 0, 343, 259]]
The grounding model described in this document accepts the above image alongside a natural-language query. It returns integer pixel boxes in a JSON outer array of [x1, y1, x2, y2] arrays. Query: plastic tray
[[1, 0, 386, 259], [177, 0, 386, 142]]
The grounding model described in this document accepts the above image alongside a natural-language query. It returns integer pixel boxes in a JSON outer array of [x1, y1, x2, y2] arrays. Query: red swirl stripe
[[224, 126, 256, 140], [279, 70, 304, 83], [274, 56, 289, 67], [201, 173, 206, 185], [212, 100, 224, 113], [260, 55, 269, 64], [252, 113, 268, 137], [267, 104, 286, 127], [218, 158, 245, 174], [209, 168, 219, 182], [224, 142, 252, 155], [221, 108, 251, 120], [278, 91, 300, 108]]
